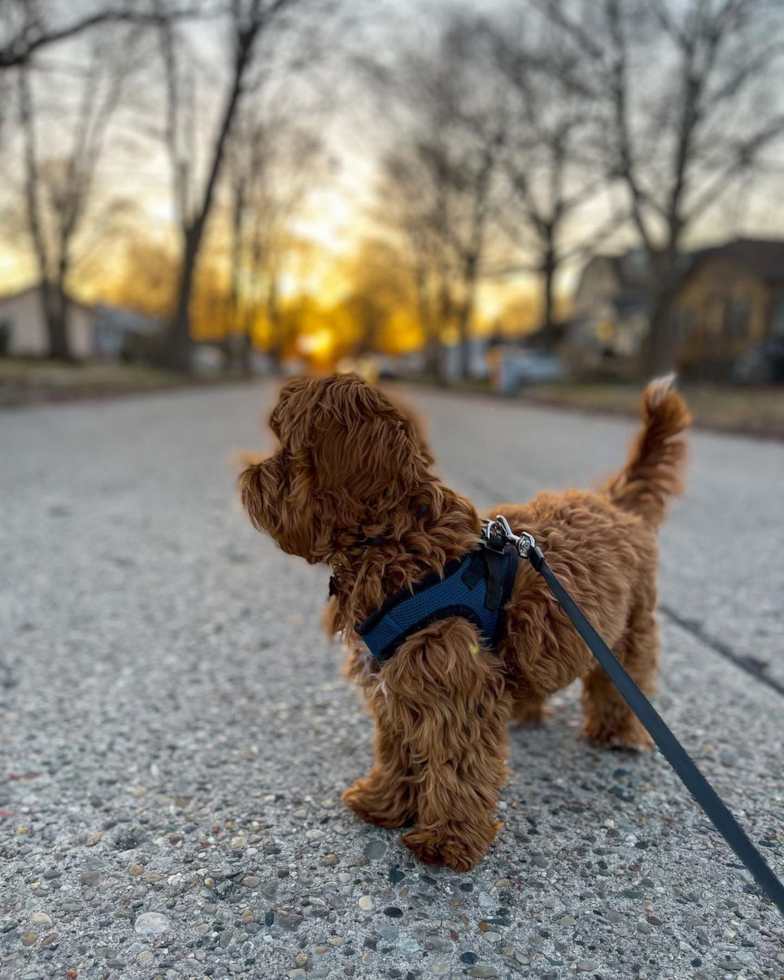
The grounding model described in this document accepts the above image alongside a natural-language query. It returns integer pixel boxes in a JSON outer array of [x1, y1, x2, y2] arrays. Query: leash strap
[[526, 543, 784, 914]]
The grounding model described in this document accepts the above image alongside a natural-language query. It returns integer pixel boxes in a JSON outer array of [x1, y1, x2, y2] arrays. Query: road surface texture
[[1, 382, 783, 980]]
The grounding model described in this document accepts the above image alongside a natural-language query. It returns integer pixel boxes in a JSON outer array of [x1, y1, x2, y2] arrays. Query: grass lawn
[[4, 359, 783, 439], [518, 382, 784, 439], [410, 374, 784, 439], [0, 358, 189, 406]]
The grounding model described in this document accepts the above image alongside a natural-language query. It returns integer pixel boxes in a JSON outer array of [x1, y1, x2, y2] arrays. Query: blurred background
[[3, 7, 784, 974], [2, 0, 784, 433]]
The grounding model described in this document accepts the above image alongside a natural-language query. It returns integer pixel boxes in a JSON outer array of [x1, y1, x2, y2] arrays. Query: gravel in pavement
[[1, 383, 782, 980]]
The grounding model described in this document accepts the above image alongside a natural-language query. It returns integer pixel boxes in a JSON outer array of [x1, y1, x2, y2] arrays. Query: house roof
[[0, 282, 94, 315], [607, 250, 655, 293], [583, 249, 699, 293], [93, 304, 165, 335], [610, 292, 650, 315], [580, 236, 784, 298], [694, 238, 784, 285]]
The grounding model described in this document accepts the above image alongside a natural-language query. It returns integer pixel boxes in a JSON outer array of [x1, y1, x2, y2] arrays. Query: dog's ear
[[269, 377, 312, 442], [309, 375, 430, 516]]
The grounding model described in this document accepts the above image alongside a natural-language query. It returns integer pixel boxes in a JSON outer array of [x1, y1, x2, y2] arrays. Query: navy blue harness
[[355, 537, 519, 663]]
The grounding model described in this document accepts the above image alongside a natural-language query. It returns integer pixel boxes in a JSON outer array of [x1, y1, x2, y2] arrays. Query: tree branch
[[0, 3, 211, 70]]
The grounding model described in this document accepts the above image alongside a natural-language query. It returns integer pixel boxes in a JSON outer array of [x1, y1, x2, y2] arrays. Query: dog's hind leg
[[581, 592, 658, 751], [380, 620, 511, 872]]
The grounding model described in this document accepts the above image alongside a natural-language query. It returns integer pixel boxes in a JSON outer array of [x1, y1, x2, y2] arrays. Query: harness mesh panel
[[357, 547, 518, 663]]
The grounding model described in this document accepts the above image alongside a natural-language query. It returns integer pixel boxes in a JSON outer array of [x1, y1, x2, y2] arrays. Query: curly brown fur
[[240, 373, 690, 871]]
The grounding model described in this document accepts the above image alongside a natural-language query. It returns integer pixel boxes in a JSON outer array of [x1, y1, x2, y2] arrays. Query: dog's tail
[[604, 374, 691, 527]]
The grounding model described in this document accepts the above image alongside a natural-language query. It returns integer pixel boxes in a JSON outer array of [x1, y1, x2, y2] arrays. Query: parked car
[[493, 349, 564, 394], [191, 344, 226, 378], [733, 338, 784, 385]]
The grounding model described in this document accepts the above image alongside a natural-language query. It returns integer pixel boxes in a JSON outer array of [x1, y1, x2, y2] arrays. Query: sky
[[1, 0, 784, 327]]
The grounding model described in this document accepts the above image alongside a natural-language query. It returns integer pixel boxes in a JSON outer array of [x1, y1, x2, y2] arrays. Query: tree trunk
[[165, 25, 259, 375], [229, 174, 251, 376], [541, 247, 556, 353], [424, 342, 442, 381], [456, 299, 472, 380], [642, 285, 678, 377], [237, 332, 252, 375], [266, 277, 284, 374], [413, 261, 442, 383], [44, 281, 72, 361], [169, 228, 200, 372], [433, 276, 453, 386], [457, 255, 478, 381]]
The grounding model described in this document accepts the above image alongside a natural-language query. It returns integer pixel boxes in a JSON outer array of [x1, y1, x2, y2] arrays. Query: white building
[[92, 305, 165, 360], [0, 284, 96, 359]]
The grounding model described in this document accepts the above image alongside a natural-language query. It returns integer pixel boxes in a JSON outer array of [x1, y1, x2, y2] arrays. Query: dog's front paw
[[342, 779, 413, 829], [400, 821, 501, 872], [512, 701, 552, 728], [584, 717, 653, 752]]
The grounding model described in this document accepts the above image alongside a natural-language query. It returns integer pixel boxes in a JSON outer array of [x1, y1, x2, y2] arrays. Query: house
[[567, 249, 670, 377], [92, 305, 166, 361], [567, 239, 784, 379], [0, 286, 173, 364], [0, 284, 95, 359], [671, 238, 784, 379]]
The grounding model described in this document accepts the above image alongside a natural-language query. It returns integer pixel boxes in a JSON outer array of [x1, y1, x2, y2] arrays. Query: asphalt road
[[1, 381, 783, 980]]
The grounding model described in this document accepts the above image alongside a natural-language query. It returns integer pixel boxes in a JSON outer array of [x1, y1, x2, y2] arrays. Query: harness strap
[[356, 543, 518, 663], [526, 543, 784, 915], [483, 547, 504, 612]]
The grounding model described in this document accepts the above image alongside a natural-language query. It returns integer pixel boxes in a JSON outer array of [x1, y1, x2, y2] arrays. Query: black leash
[[484, 517, 784, 915]]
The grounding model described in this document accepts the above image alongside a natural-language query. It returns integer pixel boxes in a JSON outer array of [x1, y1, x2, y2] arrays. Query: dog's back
[[496, 378, 691, 747]]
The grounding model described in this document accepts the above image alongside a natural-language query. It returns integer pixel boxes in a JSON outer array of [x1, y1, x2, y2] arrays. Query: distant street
[[1, 382, 783, 980]]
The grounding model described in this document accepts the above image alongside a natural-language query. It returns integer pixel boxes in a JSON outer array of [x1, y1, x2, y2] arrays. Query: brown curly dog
[[240, 373, 690, 871]]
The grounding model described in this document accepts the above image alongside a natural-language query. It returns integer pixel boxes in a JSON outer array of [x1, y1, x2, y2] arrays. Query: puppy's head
[[239, 374, 433, 563]]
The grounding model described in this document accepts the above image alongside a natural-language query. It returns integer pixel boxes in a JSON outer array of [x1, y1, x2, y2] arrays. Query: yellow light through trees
[[297, 329, 333, 358]]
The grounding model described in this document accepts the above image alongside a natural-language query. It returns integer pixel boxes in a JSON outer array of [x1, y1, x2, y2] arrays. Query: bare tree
[[0, 1, 207, 70], [477, 12, 620, 350], [225, 98, 321, 372], [375, 145, 454, 380], [373, 16, 509, 382], [156, 0, 338, 372], [537, 0, 784, 373], [15, 24, 143, 359]]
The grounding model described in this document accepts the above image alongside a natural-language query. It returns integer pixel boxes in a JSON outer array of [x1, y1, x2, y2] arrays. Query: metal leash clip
[[482, 515, 537, 559]]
